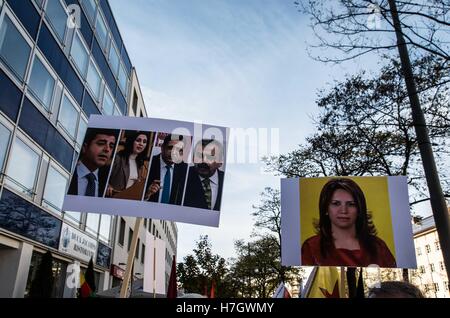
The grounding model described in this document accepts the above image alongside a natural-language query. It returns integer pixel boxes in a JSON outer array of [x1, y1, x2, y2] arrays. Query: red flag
[[210, 280, 215, 298], [166, 255, 177, 298]]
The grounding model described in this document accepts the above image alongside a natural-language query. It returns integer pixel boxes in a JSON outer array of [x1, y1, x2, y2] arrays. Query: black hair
[[119, 131, 150, 169], [162, 134, 184, 147], [83, 128, 118, 146], [315, 178, 378, 258], [368, 281, 425, 298]]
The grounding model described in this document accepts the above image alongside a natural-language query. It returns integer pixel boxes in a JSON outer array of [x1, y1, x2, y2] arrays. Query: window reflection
[[58, 94, 78, 139], [70, 33, 89, 77], [0, 123, 11, 172], [0, 15, 31, 81], [43, 165, 68, 215], [45, 0, 67, 42], [76, 118, 88, 146], [28, 56, 55, 111], [86, 213, 99, 236], [6, 138, 40, 195], [99, 214, 111, 243], [86, 60, 101, 101], [102, 88, 114, 115]]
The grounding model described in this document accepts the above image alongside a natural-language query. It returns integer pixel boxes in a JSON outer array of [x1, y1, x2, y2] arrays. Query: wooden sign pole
[[339, 267, 346, 298], [119, 217, 143, 298]]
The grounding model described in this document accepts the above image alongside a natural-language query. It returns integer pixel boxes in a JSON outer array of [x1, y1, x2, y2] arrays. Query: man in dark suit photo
[[183, 139, 224, 211], [144, 134, 188, 205], [68, 128, 118, 197]]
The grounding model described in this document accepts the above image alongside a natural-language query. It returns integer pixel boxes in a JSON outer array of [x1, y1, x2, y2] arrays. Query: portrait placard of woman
[[301, 178, 397, 267], [106, 130, 154, 200]]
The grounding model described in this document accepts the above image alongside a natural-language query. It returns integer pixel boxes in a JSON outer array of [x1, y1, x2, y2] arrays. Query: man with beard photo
[[183, 139, 224, 211]]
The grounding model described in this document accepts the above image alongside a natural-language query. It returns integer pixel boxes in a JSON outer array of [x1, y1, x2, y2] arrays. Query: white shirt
[[127, 154, 138, 188], [158, 156, 174, 202], [199, 170, 219, 210], [76, 162, 99, 196]]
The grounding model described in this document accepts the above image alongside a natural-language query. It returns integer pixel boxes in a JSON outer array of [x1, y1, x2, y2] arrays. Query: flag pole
[[119, 217, 143, 298], [339, 267, 346, 298], [301, 266, 318, 298]]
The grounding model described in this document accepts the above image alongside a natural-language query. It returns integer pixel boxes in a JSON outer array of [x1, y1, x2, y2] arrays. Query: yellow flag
[[305, 267, 342, 298]]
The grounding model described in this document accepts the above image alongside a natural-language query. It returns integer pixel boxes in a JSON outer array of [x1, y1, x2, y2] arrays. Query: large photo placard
[[281, 176, 416, 268], [62, 115, 228, 227]]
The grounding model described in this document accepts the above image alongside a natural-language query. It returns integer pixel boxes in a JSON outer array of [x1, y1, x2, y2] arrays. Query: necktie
[[202, 178, 212, 209], [161, 165, 171, 203], [85, 173, 96, 197]]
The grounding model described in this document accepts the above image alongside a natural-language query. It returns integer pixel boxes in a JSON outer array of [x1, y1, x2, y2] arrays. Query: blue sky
[[109, 0, 392, 261]]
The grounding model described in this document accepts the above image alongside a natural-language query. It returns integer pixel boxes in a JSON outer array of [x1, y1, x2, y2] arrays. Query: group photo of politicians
[[68, 128, 226, 212]]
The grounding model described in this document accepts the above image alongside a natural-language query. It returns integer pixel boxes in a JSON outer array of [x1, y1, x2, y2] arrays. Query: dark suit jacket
[[183, 167, 224, 211], [146, 154, 188, 205], [68, 165, 109, 197]]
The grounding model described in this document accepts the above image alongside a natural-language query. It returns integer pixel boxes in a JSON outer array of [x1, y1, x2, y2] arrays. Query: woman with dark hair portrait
[[106, 131, 151, 198], [301, 178, 396, 267]]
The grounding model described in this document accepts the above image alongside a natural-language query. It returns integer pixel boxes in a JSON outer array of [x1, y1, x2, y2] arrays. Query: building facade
[[0, 0, 177, 298], [410, 215, 450, 298]]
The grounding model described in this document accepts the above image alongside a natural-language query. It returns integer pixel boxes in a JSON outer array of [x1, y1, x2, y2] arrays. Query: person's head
[[193, 139, 223, 178], [318, 178, 374, 235], [122, 131, 150, 165], [368, 281, 425, 298], [316, 178, 377, 255], [81, 128, 117, 172], [161, 134, 184, 165]]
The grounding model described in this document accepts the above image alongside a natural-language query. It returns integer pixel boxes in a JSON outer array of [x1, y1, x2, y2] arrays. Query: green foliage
[[177, 235, 236, 297]]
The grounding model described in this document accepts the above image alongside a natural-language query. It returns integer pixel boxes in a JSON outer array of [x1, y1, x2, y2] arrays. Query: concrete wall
[[0, 240, 33, 298]]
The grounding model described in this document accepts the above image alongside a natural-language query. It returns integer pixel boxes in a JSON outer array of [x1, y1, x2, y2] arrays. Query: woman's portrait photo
[[105, 130, 155, 200], [301, 178, 397, 267]]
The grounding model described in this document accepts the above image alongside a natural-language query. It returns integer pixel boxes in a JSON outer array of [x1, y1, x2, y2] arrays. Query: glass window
[[141, 243, 145, 263], [0, 15, 31, 81], [113, 105, 122, 116], [95, 13, 108, 51], [136, 238, 140, 259], [6, 138, 40, 195], [76, 118, 88, 145], [58, 95, 78, 138], [42, 165, 68, 214], [70, 33, 89, 77], [45, 0, 67, 42], [82, 0, 97, 24], [128, 228, 133, 251], [99, 214, 111, 242], [119, 217, 125, 246], [0, 123, 11, 172], [118, 63, 127, 96], [86, 213, 99, 236], [64, 211, 81, 225], [86, 60, 101, 101], [33, 0, 45, 9], [28, 56, 55, 111], [109, 43, 120, 76], [102, 88, 114, 115]]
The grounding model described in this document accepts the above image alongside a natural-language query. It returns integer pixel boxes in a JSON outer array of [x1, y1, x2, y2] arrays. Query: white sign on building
[[59, 223, 97, 262], [144, 233, 166, 295]]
